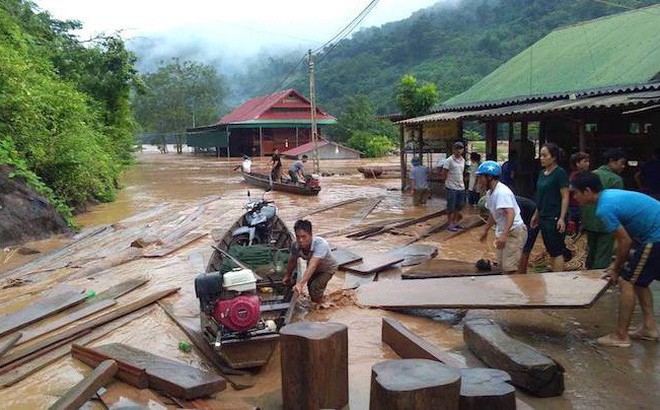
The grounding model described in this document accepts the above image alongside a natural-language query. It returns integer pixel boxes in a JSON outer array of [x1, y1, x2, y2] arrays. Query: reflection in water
[[0, 151, 657, 409]]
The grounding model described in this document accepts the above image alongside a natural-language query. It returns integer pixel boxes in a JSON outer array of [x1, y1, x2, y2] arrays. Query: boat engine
[[195, 269, 261, 334], [306, 173, 321, 188]]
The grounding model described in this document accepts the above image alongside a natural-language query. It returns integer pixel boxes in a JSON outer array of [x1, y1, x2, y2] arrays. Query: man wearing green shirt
[[580, 148, 626, 269]]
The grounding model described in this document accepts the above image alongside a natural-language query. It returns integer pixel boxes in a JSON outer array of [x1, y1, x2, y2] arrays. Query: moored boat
[[240, 171, 321, 196]]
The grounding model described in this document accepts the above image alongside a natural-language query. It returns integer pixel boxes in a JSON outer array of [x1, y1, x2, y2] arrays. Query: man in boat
[[271, 148, 282, 182], [232, 155, 252, 173], [283, 219, 338, 302], [571, 171, 660, 347], [288, 155, 308, 184], [476, 161, 528, 275]]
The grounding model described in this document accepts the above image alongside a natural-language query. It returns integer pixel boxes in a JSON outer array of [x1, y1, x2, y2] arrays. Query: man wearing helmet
[[477, 161, 528, 274]]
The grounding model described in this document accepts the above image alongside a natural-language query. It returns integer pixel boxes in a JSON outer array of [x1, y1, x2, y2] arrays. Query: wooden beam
[[464, 319, 564, 397], [0, 290, 86, 338], [355, 209, 447, 240], [0, 333, 22, 360], [349, 196, 384, 225], [291, 197, 366, 220], [48, 360, 118, 410], [0, 288, 179, 369], [72, 344, 148, 389]]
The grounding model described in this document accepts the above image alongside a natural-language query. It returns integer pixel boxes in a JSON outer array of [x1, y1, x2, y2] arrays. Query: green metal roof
[[186, 128, 228, 148], [444, 5, 660, 106]]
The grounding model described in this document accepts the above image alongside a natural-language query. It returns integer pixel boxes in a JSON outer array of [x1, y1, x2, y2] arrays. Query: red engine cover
[[213, 295, 261, 332]]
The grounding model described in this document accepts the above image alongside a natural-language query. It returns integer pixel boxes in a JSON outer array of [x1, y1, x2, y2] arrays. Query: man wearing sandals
[[571, 172, 660, 347]]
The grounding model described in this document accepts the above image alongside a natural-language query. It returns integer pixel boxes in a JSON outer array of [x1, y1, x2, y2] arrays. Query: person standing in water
[[530, 143, 570, 272], [441, 141, 466, 232]]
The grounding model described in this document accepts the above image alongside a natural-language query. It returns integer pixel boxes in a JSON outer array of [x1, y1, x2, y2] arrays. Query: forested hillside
[[0, 0, 139, 221], [233, 0, 659, 114]]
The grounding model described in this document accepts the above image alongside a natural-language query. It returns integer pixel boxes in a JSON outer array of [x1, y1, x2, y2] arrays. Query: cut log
[[357, 270, 609, 309], [72, 344, 148, 388], [369, 359, 461, 410], [403, 259, 501, 280], [0, 333, 22, 360], [0, 288, 179, 369], [381, 318, 466, 368], [48, 360, 118, 410], [0, 290, 86, 338], [0, 307, 151, 388], [16, 299, 116, 346], [84, 343, 227, 400], [463, 319, 564, 397], [280, 322, 348, 410], [459, 368, 516, 410]]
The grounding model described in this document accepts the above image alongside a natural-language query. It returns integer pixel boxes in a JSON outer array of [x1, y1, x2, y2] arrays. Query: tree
[[347, 132, 395, 158], [328, 95, 398, 144], [395, 74, 438, 156], [132, 59, 227, 153]]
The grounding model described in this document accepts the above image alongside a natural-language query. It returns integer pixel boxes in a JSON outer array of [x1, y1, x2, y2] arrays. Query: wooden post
[[369, 359, 461, 410], [400, 125, 406, 191], [578, 118, 585, 152], [280, 322, 348, 410], [259, 127, 263, 157], [485, 121, 497, 161], [48, 360, 118, 410]]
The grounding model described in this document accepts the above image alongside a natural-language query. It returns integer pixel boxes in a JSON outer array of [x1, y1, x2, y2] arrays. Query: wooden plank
[[86, 343, 227, 400], [357, 271, 610, 309], [0, 288, 179, 369], [425, 214, 485, 244], [82, 277, 149, 304], [0, 333, 22, 360], [317, 218, 411, 238], [157, 302, 255, 390], [0, 308, 151, 388], [340, 253, 404, 275], [72, 344, 148, 388], [349, 196, 384, 225], [343, 272, 377, 290], [381, 317, 466, 368], [16, 299, 117, 346], [331, 248, 363, 267], [0, 290, 86, 338], [357, 209, 447, 239], [402, 259, 501, 280], [464, 319, 564, 397], [48, 360, 118, 410], [390, 244, 438, 267], [291, 197, 366, 220]]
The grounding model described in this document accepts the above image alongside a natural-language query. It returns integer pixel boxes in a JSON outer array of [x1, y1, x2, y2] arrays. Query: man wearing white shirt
[[477, 161, 528, 274], [441, 141, 467, 231]]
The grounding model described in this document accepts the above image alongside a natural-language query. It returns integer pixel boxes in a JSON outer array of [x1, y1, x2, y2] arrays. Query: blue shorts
[[621, 242, 660, 287], [446, 188, 466, 212]]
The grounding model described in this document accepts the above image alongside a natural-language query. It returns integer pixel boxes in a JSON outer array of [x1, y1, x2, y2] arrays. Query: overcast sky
[[35, 0, 441, 52]]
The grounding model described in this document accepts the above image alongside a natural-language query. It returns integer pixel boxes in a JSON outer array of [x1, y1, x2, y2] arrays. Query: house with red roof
[[186, 89, 336, 157], [281, 138, 362, 160]]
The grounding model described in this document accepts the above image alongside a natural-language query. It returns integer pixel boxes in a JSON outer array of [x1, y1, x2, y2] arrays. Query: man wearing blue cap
[[410, 156, 429, 206], [477, 161, 528, 274]]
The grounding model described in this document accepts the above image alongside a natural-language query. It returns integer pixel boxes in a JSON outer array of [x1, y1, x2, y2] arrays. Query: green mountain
[[234, 0, 660, 115]]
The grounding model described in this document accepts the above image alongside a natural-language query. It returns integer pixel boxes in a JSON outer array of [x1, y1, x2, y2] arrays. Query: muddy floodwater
[[0, 151, 658, 409]]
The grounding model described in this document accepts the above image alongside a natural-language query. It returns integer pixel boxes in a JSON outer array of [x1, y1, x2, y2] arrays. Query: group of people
[[237, 148, 309, 184], [409, 142, 659, 348]]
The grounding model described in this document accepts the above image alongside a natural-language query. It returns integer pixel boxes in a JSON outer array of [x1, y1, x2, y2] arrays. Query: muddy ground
[[0, 151, 657, 409]]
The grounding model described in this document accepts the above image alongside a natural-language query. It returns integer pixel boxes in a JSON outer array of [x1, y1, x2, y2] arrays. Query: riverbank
[[0, 151, 657, 409]]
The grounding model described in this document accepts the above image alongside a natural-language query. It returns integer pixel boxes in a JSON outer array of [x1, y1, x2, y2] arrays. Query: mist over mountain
[[128, 0, 659, 116]]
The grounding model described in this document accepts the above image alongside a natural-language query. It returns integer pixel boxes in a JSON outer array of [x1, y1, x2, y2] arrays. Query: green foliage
[[328, 95, 398, 144], [347, 131, 396, 158], [133, 58, 228, 137], [395, 74, 438, 118], [0, 1, 139, 213]]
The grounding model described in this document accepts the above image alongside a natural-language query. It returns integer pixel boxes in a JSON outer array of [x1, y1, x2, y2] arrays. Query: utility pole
[[308, 49, 321, 174]]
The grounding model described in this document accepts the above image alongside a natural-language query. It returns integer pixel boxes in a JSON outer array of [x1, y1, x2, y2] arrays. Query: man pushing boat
[[283, 219, 338, 302]]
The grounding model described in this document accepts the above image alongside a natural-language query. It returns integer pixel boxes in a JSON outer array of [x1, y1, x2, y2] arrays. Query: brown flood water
[[0, 151, 658, 409]]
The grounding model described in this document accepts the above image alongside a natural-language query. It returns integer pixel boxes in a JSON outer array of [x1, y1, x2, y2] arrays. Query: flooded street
[[0, 150, 658, 409]]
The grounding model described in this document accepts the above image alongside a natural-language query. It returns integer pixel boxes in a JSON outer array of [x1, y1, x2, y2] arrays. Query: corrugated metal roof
[[398, 89, 660, 124], [282, 138, 362, 157], [444, 4, 660, 107]]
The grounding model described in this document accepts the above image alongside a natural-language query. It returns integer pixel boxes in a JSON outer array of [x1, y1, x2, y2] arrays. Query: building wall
[[296, 144, 361, 160]]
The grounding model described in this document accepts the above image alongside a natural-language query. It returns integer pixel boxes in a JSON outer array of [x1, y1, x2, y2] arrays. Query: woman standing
[[531, 143, 570, 272]]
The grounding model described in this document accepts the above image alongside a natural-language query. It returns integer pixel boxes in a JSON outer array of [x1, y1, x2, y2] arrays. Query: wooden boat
[[240, 171, 321, 196], [204, 212, 298, 369]]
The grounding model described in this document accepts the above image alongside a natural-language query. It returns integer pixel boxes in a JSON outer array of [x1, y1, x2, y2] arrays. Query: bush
[[347, 131, 396, 158]]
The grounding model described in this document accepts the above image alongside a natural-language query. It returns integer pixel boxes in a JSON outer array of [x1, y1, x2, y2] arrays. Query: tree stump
[[459, 368, 516, 410], [280, 322, 348, 410], [463, 319, 564, 397], [369, 359, 461, 410]]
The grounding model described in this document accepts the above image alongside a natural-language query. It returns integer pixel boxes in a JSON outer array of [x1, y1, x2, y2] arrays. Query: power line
[[313, 0, 380, 54]]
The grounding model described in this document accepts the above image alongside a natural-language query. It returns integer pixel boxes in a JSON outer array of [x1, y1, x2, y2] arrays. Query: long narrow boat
[[240, 171, 321, 196], [202, 213, 298, 369]]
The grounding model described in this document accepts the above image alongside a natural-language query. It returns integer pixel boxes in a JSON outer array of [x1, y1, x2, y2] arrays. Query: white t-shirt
[[486, 182, 525, 237], [241, 159, 252, 173], [443, 155, 466, 190], [468, 160, 479, 191]]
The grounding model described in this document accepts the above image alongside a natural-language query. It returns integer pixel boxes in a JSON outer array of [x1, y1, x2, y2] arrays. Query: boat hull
[[240, 171, 321, 196]]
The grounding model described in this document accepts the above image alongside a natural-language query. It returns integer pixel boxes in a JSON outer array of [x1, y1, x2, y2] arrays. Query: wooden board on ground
[[426, 214, 484, 243], [464, 319, 564, 397], [340, 253, 404, 275], [402, 259, 501, 279], [0, 290, 86, 338], [331, 248, 363, 267], [352, 209, 447, 240], [390, 244, 438, 267], [83, 343, 227, 400], [291, 197, 366, 220], [343, 272, 378, 290], [49, 360, 118, 410], [349, 196, 384, 225], [357, 270, 610, 309]]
